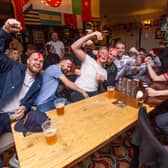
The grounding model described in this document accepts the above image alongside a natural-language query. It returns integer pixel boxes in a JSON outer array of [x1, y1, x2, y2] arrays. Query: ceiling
[[101, 0, 168, 25]]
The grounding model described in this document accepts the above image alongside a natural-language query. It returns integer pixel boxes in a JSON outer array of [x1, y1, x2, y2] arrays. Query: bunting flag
[[40, 10, 62, 26], [11, 0, 25, 30], [91, 0, 100, 20], [82, 0, 100, 21], [31, 0, 81, 15], [63, 13, 82, 29], [24, 9, 62, 26], [22, 0, 99, 28], [82, 0, 91, 21], [24, 9, 40, 25], [23, 0, 32, 13]]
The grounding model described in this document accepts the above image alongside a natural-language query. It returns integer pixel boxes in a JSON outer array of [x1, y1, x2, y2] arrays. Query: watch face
[[136, 90, 143, 99]]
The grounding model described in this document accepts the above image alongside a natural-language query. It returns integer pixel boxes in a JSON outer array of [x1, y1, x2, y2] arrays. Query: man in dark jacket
[[103, 47, 118, 89], [0, 19, 44, 135]]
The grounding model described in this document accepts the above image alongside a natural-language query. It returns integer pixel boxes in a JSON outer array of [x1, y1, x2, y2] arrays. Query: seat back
[[131, 107, 168, 168]]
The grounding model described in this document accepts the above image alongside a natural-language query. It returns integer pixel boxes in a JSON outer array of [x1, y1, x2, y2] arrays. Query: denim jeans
[[36, 96, 69, 113], [0, 113, 11, 135], [155, 112, 168, 138], [70, 90, 98, 102]]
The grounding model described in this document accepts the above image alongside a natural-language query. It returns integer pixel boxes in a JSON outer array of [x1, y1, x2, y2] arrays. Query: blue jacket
[[0, 28, 42, 111]]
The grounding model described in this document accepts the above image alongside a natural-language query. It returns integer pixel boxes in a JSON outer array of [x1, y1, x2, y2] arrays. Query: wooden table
[[11, 92, 153, 168]]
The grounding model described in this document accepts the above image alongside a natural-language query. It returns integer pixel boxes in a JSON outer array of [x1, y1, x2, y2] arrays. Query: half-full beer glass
[[42, 120, 57, 145], [54, 99, 65, 115], [107, 86, 115, 98]]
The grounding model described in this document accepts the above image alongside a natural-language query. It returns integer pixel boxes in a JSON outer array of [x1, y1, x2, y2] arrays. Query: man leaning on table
[[0, 18, 44, 167]]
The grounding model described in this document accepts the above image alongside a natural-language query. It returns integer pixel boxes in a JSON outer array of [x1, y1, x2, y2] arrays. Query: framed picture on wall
[[155, 28, 165, 39], [32, 30, 45, 44]]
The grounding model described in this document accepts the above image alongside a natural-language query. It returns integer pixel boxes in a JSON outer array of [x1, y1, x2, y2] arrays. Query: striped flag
[[82, 0, 100, 21], [24, 9, 62, 26], [31, 0, 81, 15], [23, 0, 99, 27], [40, 10, 62, 26], [24, 9, 40, 25], [91, 0, 100, 20], [23, 0, 32, 13], [63, 13, 83, 29]]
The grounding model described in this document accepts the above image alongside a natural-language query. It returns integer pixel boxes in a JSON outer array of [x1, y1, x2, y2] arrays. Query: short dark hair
[[138, 48, 147, 54]]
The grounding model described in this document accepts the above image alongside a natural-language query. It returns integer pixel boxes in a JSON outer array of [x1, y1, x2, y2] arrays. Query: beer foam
[[56, 103, 64, 108], [44, 128, 56, 136]]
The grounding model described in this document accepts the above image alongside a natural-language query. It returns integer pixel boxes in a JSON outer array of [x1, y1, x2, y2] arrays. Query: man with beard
[[35, 57, 88, 112], [70, 31, 108, 102], [0, 19, 44, 135], [0, 19, 44, 167]]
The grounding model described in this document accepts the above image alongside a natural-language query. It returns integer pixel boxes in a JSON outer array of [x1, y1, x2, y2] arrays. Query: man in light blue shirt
[[35, 57, 88, 112]]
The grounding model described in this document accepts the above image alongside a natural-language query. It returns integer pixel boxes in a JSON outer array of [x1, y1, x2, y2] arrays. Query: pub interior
[[0, 0, 168, 168]]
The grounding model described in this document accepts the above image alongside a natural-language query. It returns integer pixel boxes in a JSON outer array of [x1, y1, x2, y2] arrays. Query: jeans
[[155, 112, 168, 138], [0, 158, 2, 168], [36, 96, 69, 113], [70, 90, 98, 102], [0, 113, 11, 135]]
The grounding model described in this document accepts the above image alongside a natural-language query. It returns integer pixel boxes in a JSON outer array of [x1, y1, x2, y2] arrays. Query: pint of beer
[[107, 86, 115, 98], [42, 120, 57, 145], [54, 99, 65, 115]]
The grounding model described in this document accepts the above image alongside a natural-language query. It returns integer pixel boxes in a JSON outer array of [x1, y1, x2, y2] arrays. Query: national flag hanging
[[82, 0, 100, 21], [91, 0, 100, 20], [24, 9, 40, 25], [11, 0, 26, 30], [31, 0, 81, 15], [40, 10, 62, 26], [23, 0, 32, 13], [24, 9, 62, 26], [63, 13, 82, 29], [22, 0, 99, 28], [82, 0, 91, 21]]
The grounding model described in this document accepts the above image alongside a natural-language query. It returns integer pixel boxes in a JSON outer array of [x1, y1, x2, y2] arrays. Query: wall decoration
[[155, 28, 165, 39], [32, 30, 45, 44]]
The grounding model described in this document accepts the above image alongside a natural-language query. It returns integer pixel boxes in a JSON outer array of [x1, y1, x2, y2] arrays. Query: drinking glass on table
[[107, 86, 115, 98], [54, 99, 65, 115], [41, 120, 57, 145]]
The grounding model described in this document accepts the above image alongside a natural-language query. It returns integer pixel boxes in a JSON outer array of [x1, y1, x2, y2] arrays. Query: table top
[[11, 92, 153, 168]]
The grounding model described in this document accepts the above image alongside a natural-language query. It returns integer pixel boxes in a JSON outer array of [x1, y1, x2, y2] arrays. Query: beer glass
[[107, 86, 115, 98], [41, 120, 57, 145], [54, 99, 65, 115]]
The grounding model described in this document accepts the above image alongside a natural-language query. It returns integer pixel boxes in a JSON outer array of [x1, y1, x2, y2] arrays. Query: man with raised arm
[[0, 19, 44, 134], [70, 31, 108, 102]]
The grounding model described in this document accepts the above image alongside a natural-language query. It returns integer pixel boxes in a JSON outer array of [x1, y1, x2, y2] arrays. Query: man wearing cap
[[0, 19, 44, 135]]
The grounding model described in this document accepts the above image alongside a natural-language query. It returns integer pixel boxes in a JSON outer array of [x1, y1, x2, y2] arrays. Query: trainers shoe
[[9, 154, 20, 168]]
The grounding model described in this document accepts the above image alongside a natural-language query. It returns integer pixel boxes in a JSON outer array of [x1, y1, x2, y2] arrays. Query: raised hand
[[2, 18, 22, 33]]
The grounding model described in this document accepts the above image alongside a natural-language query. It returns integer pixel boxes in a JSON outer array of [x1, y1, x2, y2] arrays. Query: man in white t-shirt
[[70, 31, 108, 102], [47, 31, 64, 59]]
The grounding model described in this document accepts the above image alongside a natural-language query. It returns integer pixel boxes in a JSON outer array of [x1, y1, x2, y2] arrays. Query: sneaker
[[9, 154, 20, 168]]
